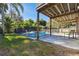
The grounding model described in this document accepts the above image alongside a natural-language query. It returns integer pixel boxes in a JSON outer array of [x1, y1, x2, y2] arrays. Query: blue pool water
[[26, 31, 48, 39]]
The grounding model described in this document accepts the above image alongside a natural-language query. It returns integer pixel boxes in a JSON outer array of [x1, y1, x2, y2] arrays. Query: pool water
[[26, 31, 48, 39]]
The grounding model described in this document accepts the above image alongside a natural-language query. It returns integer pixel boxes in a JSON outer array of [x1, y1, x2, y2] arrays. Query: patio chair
[[68, 30, 76, 39]]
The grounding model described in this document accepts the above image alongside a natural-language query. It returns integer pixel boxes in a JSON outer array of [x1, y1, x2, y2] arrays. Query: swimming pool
[[22, 31, 48, 39]]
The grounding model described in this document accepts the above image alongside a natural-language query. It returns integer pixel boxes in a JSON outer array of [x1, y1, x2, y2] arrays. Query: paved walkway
[[40, 33, 79, 50]]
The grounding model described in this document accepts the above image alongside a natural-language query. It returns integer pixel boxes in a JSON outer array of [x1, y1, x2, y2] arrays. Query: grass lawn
[[0, 33, 56, 56], [0, 33, 78, 56]]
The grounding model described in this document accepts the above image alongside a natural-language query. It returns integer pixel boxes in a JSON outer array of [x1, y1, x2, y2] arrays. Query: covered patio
[[39, 33, 79, 50], [36, 3, 79, 50]]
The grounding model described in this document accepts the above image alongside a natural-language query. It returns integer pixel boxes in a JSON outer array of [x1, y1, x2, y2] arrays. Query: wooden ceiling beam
[[55, 17, 61, 22], [46, 10, 54, 17], [54, 5, 62, 14], [67, 15, 72, 21], [37, 3, 55, 12], [53, 13, 78, 23], [38, 3, 79, 19], [67, 3, 70, 12], [75, 3, 77, 11], [67, 3, 75, 20], [37, 3, 49, 11], [41, 11, 52, 17], [60, 3, 65, 13], [58, 17, 62, 22], [62, 19, 76, 22], [49, 8, 57, 15], [71, 13, 76, 19], [62, 16, 66, 21], [59, 17, 65, 24], [61, 16, 66, 21], [69, 14, 72, 19], [53, 10, 78, 18], [55, 17, 76, 24], [56, 17, 64, 23], [65, 16, 68, 21], [56, 17, 65, 27]]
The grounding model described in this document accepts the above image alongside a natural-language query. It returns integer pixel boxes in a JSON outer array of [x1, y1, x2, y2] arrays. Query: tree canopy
[[39, 19, 47, 26]]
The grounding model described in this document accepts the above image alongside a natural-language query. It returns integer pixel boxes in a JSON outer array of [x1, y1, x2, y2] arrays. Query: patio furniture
[[68, 30, 76, 39]]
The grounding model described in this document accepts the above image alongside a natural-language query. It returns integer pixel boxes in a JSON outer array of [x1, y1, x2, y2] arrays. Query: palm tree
[[0, 3, 24, 35], [0, 4, 7, 35], [9, 3, 24, 32], [9, 3, 24, 18], [4, 16, 12, 33]]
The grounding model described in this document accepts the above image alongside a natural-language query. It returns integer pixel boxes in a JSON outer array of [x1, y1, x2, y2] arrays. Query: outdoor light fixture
[[77, 5, 79, 10]]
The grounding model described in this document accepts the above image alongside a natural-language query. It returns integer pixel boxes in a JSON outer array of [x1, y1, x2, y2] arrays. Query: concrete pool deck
[[22, 32, 79, 50], [40, 33, 79, 50]]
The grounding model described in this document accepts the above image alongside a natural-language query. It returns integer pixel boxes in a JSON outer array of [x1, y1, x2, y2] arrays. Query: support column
[[50, 18, 52, 36], [76, 16, 79, 37], [37, 11, 40, 40]]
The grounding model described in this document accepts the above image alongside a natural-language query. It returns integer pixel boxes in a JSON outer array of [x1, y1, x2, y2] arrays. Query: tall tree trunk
[[2, 7, 5, 36], [10, 3, 12, 18]]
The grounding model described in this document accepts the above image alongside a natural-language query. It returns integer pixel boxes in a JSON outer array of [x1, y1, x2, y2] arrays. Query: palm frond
[[17, 3, 24, 13], [11, 3, 24, 16], [11, 4, 20, 16]]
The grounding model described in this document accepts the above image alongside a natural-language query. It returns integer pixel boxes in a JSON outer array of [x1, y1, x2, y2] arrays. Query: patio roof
[[36, 3, 79, 40], [36, 3, 79, 23]]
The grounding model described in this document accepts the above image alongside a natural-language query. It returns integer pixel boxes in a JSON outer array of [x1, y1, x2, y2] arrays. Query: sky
[[21, 3, 49, 21]]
